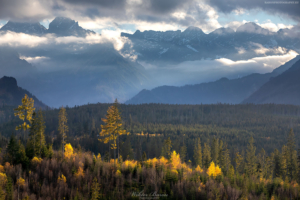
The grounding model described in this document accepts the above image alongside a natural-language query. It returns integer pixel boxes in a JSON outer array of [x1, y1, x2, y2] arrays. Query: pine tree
[[5, 176, 13, 200], [91, 177, 100, 200], [58, 106, 69, 158], [142, 151, 147, 161], [245, 137, 257, 176], [14, 94, 35, 139], [211, 137, 219, 165], [193, 138, 202, 167], [27, 110, 46, 159], [36, 109, 46, 157], [281, 145, 288, 179], [180, 145, 187, 162], [257, 148, 267, 179], [161, 137, 172, 159], [6, 134, 18, 164], [286, 129, 298, 181], [99, 99, 129, 165], [220, 143, 231, 175], [234, 151, 244, 174], [274, 149, 284, 178], [203, 143, 211, 168]]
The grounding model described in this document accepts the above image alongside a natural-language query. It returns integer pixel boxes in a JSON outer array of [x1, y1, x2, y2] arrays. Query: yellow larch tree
[[207, 161, 222, 178], [14, 94, 35, 138], [99, 99, 129, 165], [64, 143, 73, 159]]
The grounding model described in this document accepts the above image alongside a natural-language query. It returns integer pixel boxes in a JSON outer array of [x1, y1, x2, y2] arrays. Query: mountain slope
[[48, 17, 95, 37], [0, 76, 47, 108], [126, 56, 300, 104], [0, 47, 36, 78], [243, 58, 300, 105], [0, 21, 47, 35]]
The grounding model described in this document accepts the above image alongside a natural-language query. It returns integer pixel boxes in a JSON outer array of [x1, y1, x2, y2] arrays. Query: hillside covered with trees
[[0, 95, 300, 199]]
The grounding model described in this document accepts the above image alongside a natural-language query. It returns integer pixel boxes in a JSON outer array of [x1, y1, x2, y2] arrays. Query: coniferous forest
[[1, 95, 300, 199]]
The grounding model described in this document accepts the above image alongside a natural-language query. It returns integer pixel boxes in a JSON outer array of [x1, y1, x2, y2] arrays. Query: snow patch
[[186, 45, 198, 52], [159, 48, 169, 54]]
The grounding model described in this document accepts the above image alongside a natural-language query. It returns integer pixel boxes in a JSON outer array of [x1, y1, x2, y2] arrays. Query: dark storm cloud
[[208, 0, 300, 21], [146, 0, 194, 14], [62, 0, 127, 9], [0, 0, 52, 21]]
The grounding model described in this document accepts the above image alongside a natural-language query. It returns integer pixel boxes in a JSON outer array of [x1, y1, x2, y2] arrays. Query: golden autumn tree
[[207, 161, 222, 178], [58, 106, 69, 158], [99, 99, 129, 165], [14, 94, 35, 138], [64, 143, 73, 159]]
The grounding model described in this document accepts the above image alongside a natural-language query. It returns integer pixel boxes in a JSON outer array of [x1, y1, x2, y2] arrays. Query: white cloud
[[234, 8, 246, 15], [145, 50, 299, 87], [134, 21, 183, 32], [0, 31, 48, 47], [20, 56, 50, 67], [0, 30, 130, 51], [250, 43, 290, 55], [224, 21, 245, 31], [258, 20, 294, 32], [236, 47, 246, 54]]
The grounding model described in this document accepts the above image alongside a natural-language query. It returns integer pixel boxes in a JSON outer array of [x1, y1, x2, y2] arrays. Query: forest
[[0, 95, 300, 199]]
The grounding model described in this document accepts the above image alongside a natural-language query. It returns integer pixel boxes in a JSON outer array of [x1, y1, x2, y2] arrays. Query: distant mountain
[[48, 17, 95, 37], [13, 43, 149, 108], [243, 58, 300, 105], [0, 21, 47, 35], [0, 17, 94, 37], [0, 18, 147, 107], [0, 47, 36, 78], [126, 56, 300, 104], [121, 22, 300, 63], [0, 76, 47, 108]]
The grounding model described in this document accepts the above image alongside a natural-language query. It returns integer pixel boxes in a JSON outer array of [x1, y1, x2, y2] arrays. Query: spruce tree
[[245, 137, 257, 176], [211, 137, 219, 165], [26, 110, 46, 159], [91, 177, 100, 200], [193, 138, 202, 167], [161, 137, 172, 159], [286, 129, 298, 181], [180, 145, 187, 162], [6, 134, 18, 164], [203, 143, 211, 168], [58, 106, 68, 158]]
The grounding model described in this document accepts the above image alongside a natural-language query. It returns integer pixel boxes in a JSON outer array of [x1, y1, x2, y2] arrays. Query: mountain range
[[1, 17, 300, 107], [243, 58, 300, 105], [0, 17, 94, 37], [0, 17, 148, 107], [121, 22, 300, 63], [126, 55, 300, 104]]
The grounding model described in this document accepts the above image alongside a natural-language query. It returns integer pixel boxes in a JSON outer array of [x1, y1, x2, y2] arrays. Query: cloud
[[0, 31, 49, 47], [0, 0, 222, 34], [250, 43, 289, 55], [208, 0, 300, 21], [144, 50, 299, 87], [0, 30, 130, 51], [0, 0, 53, 21], [224, 21, 246, 31], [257, 20, 294, 32]]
